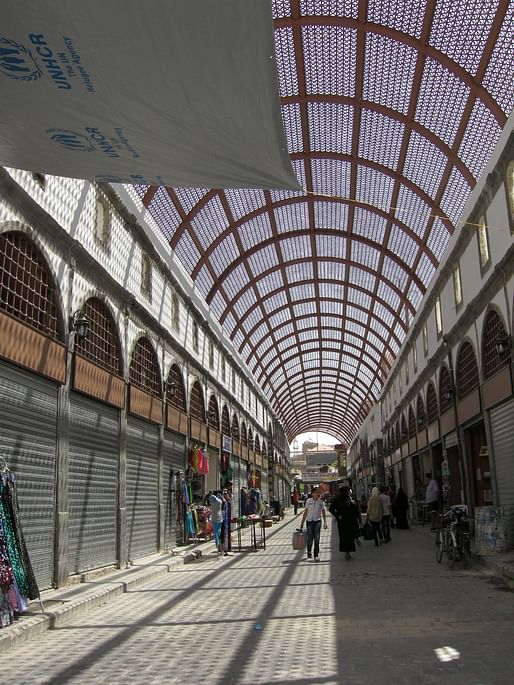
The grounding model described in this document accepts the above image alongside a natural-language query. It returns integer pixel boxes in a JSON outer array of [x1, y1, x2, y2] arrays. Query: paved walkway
[[2, 515, 513, 685]]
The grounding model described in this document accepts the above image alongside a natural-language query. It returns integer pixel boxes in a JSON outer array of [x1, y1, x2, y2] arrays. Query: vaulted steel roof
[[133, 0, 513, 444]]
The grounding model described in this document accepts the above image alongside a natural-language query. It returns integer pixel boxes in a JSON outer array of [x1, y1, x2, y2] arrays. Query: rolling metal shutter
[[490, 398, 514, 549], [68, 394, 119, 574], [126, 416, 159, 560], [0, 361, 57, 590], [162, 430, 185, 550]]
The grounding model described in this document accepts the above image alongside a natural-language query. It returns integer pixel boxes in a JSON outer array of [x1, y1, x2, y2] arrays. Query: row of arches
[[0, 229, 267, 452], [385, 309, 511, 452]]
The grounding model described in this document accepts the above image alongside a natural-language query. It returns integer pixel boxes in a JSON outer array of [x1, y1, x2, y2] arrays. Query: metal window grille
[[207, 397, 219, 428], [129, 337, 161, 397], [456, 342, 479, 399], [426, 383, 438, 423], [0, 232, 62, 340], [483, 310, 510, 378], [166, 364, 186, 410], [240, 422, 247, 447], [141, 253, 152, 297], [254, 436, 260, 456], [231, 414, 239, 441], [400, 417, 408, 443], [221, 406, 230, 436], [190, 381, 205, 421], [76, 298, 122, 375], [439, 366, 453, 413], [248, 428, 254, 451]]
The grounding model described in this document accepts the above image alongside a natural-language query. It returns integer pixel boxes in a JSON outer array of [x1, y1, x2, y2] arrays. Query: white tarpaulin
[[0, 1, 300, 190]]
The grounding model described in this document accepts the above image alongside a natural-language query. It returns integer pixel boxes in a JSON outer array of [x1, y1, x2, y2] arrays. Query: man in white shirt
[[299, 487, 328, 561], [379, 486, 392, 542], [425, 472, 440, 529]]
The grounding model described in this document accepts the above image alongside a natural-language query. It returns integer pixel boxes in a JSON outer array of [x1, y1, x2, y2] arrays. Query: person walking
[[395, 487, 410, 529], [379, 486, 392, 542], [291, 488, 299, 515], [425, 472, 440, 529], [329, 486, 358, 560], [366, 487, 384, 547], [299, 487, 327, 561]]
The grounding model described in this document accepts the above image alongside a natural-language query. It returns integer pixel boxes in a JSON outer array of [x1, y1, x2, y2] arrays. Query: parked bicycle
[[435, 505, 472, 569]]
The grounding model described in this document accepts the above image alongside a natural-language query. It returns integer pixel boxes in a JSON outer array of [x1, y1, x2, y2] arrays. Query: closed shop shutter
[[404, 457, 414, 500], [232, 457, 241, 517], [490, 398, 514, 548], [68, 394, 119, 574], [126, 416, 159, 560], [162, 430, 185, 550], [0, 361, 57, 590]]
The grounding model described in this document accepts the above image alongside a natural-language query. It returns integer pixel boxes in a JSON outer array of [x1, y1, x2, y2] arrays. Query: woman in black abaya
[[329, 486, 359, 560]]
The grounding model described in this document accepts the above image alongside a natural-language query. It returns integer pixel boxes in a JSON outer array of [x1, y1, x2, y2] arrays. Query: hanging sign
[[0, 1, 300, 191]]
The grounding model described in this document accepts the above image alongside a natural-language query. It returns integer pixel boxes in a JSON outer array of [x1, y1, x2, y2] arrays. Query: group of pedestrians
[[297, 482, 415, 561]]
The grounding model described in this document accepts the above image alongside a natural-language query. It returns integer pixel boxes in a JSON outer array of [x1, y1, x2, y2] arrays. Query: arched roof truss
[[135, 0, 513, 444]]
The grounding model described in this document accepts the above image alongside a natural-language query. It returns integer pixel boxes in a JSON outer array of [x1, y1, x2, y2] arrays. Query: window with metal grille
[[231, 413, 240, 441], [456, 342, 479, 399], [221, 405, 230, 436], [129, 337, 161, 397], [75, 297, 122, 375], [166, 363, 186, 410], [254, 435, 260, 456], [141, 253, 152, 298], [171, 292, 180, 332], [426, 383, 438, 423], [439, 365, 453, 413], [0, 231, 63, 340], [248, 427, 254, 451], [482, 309, 511, 378], [262, 441, 267, 458], [240, 421, 247, 447], [190, 381, 205, 422], [207, 396, 219, 428]]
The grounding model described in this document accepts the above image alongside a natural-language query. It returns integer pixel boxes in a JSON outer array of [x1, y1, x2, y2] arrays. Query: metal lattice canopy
[[133, 0, 513, 444]]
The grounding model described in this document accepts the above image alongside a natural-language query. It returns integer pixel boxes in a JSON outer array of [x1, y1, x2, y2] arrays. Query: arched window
[[0, 231, 63, 339], [221, 404, 230, 436], [231, 413, 240, 441], [207, 395, 219, 429], [240, 421, 248, 447], [482, 309, 511, 378], [394, 421, 400, 450], [416, 394, 426, 431], [426, 383, 438, 423], [262, 440, 267, 458], [439, 365, 453, 413], [166, 363, 186, 410], [456, 341, 480, 399], [190, 381, 205, 422], [254, 434, 261, 456], [248, 427, 254, 451], [129, 337, 161, 397], [76, 297, 122, 375]]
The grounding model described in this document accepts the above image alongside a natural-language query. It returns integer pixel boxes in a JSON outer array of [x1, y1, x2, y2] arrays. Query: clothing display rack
[[0, 457, 44, 627]]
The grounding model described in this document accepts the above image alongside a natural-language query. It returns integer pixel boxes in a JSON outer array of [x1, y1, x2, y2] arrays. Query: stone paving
[[3, 515, 514, 685]]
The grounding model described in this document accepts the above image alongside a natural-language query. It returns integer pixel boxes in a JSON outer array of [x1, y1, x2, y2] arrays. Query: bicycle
[[435, 506, 472, 569]]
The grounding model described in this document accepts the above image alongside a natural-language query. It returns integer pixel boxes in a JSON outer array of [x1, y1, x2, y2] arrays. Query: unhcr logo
[[0, 36, 42, 81], [47, 128, 95, 152]]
